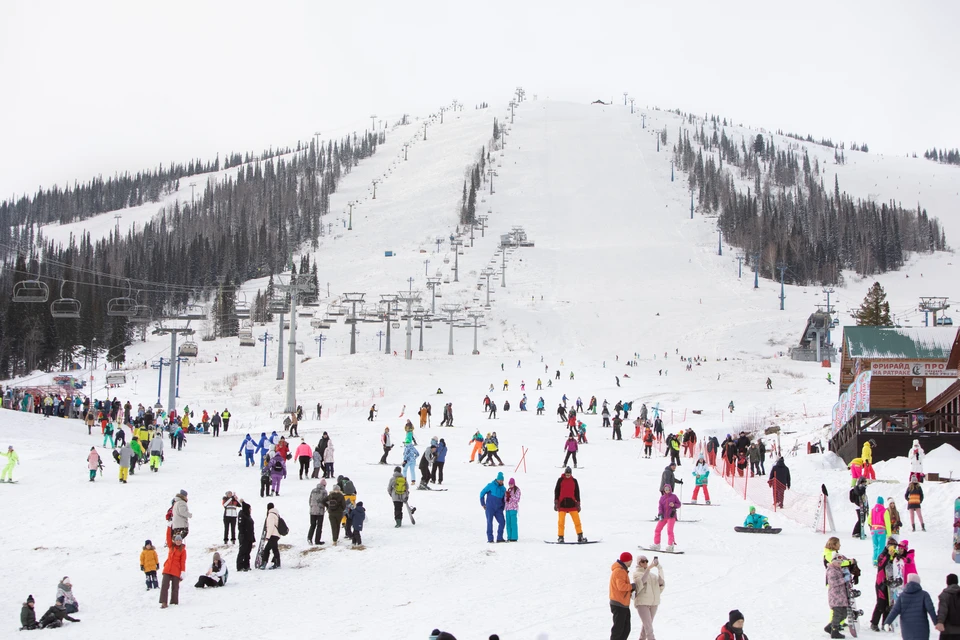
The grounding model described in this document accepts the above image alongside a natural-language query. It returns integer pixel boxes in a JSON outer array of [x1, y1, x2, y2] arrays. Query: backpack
[[276, 516, 289, 536], [272, 457, 284, 473], [849, 488, 859, 505], [395, 475, 407, 495]]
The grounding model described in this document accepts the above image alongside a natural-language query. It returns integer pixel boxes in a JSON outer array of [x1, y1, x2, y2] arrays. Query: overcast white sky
[[1, 0, 957, 199]]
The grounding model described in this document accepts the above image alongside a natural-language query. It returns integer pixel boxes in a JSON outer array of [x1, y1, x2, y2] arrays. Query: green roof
[[844, 326, 958, 359]]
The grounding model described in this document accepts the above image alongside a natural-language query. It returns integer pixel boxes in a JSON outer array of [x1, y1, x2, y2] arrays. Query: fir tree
[[854, 282, 892, 326]]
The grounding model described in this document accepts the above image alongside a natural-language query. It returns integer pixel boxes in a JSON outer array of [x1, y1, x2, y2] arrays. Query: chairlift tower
[[441, 304, 461, 355], [343, 293, 366, 355], [277, 280, 316, 413], [451, 240, 463, 282], [425, 277, 441, 315], [478, 214, 489, 238], [919, 297, 950, 326], [258, 331, 274, 367], [468, 310, 484, 355], [487, 169, 496, 194], [152, 325, 195, 415], [753, 252, 761, 289], [501, 247, 508, 287], [380, 294, 399, 354], [777, 262, 788, 311], [481, 268, 494, 308], [397, 291, 422, 360]]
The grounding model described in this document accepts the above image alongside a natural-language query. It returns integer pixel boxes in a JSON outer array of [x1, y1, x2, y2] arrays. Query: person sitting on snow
[[743, 506, 770, 529]]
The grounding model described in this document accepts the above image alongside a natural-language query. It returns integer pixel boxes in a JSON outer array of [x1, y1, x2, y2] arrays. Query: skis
[[638, 546, 684, 554], [544, 539, 600, 545], [557, 466, 585, 470], [416, 486, 448, 491], [649, 518, 701, 523], [734, 526, 782, 534], [253, 521, 268, 569], [954, 497, 960, 563], [405, 501, 416, 525]]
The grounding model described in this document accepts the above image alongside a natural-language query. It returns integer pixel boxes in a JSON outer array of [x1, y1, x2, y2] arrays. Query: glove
[[554, 500, 559, 512], [238, 452, 241, 456], [576, 504, 581, 512], [140, 565, 144, 571], [676, 479, 683, 484]]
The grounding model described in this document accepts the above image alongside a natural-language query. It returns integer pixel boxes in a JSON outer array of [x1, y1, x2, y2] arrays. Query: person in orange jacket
[[140, 540, 159, 590], [642, 427, 654, 458], [468, 431, 484, 462], [609, 552, 634, 640], [159, 534, 186, 608]]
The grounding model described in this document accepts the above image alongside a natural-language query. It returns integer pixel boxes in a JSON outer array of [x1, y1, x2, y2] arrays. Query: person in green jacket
[[1, 445, 19, 482], [129, 439, 145, 475], [743, 506, 770, 529]]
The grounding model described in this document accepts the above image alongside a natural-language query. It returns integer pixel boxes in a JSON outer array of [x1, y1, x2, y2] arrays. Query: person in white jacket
[[323, 440, 335, 479], [194, 552, 227, 588], [908, 440, 925, 483], [260, 504, 282, 569], [171, 490, 192, 540], [632, 555, 665, 640]]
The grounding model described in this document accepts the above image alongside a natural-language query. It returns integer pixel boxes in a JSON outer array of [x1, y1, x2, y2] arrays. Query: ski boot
[[395, 519, 401, 528], [665, 545, 675, 553], [824, 624, 833, 634], [912, 524, 916, 532], [648, 543, 660, 551], [705, 500, 711, 505], [577, 533, 587, 543], [830, 627, 845, 639], [921, 523, 925, 531], [557, 536, 565, 544]]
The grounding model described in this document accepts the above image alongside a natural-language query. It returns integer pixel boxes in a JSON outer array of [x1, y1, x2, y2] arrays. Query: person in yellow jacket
[[1, 445, 20, 482], [181, 413, 190, 432], [140, 540, 159, 590], [221, 408, 231, 432], [861, 439, 876, 480], [484, 433, 504, 466]]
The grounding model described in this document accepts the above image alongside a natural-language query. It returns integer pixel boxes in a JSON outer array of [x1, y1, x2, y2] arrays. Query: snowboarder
[[141, 540, 160, 590], [650, 484, 681, 552], [870, 538, 900, 632], [479, 472, 507, 543], [691, 455, 710, 504], [159, 534, 186, 608], [870, 497, 888, 565], [862, 439, 877, 481], [851, 477, 869, 538], [742, 506, 770, 529], [1, 445, 19, 482], [609, 552, 634, 640], [904, 481, 925, 531], [488, 400, 498, 419], [505, 478, 521, 541], [554, 467, 585, 543], [563, 435, 579, 468], [418, 442, 437, 489], [468, 431, 483, 463], [236, 501, 255, 571]]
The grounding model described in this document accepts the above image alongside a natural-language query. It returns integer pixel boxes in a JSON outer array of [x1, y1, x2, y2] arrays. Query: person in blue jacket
[[238, 434, 256, 467], [254, 432, 269, 467], [432, 438, 448, 485], [884, 573, 937, 638], [742, 506, 770, 529], [536, 398, 545, 415], [402, 443, 419, 484], [479, 472, 507, 543]]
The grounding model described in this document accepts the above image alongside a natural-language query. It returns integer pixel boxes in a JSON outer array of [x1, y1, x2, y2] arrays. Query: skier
[[536, 378, 542, 390], [766, 377, 772, 389], [503, 379, 509, 391], [222, 491, 240, 544], [536, 397, 545, 415], [488, 400, 498, 419], [650, 484, 681, 552], [611, 415, 623, 441], [140, 540, 159, 590], [826, 557, 850, 639], [609, 551, 634, 640], [368, 404, 377, 421], [505, 478, 521, 541], [418, 442, 437, 489], [1, 445, 19, 482], [616, 376, 620, 387], [484, 432, 504, 466], [862, 439, 877, 481], [558, 403, 567, 423], [691, 455, 711, 504], [642, 426, 654, 458], [554, 467, 586, 543], [483, 395, 491, 412], [388, 467, 412, 527], [727, 401, 735, 413], [432, 438, 447, 484], [602, 403, 611, 428], [260, 503, 282, 569], [908, 440, 925, 483], [269, 451, 287, 496], [236, 500, 254, 571], [159, 534, 186, 608], [563, 435, 579, 468], [576, 420, 588, 444], [768, 457, 791, 508], [742, 506, 770, 529], [468, 431, 483, 463], [479, 472, 507, 543], [402, 442, 419, 484]]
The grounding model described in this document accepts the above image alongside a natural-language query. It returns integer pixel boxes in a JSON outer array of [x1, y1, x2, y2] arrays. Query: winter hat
[[748, 506, 756, 513], [496, 472, 504, 482], [56, 595, 65, 604], [907, 574, 921, 585], [636, 554, 649, 563], [948, 574, 958, 586], [728, 609, 744, 625], [508, 478, 516, 486], [173, 534, 183, 543], [267, 502, 275, 510], [430, 630, 441, 639], [394, 467, 402, 473], [877, 496, 884, 505], [61, 577, 70, 586], [490, 636, 500, 640], [144, 539, 152, 546], [225, 491, 233, 497], [619, 552, 633, 564], [319, 479, 327, 487], [178, 489, 188, 498], [26, 595, 34, 604], [437, 633, 457, 640], [564, 466, 572, 474]]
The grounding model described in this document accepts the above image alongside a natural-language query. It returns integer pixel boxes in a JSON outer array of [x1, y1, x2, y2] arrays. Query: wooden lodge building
[[828, 326, 960, 463]]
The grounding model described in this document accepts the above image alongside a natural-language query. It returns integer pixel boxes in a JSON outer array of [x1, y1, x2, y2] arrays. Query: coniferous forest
[[0, 131, 384, 377], [672, 114, 947, 286]]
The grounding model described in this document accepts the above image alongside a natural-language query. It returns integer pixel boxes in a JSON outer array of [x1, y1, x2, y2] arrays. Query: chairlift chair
[[296, 342, 305, 355], [178, 341, 199, 357], [50, 281, 81, 319], [107, 280, 138, 317], [180, 304, 205, 320], [106, 372, 127, 386], [13, 279, 50, 303], [239, 335, 256, 347]]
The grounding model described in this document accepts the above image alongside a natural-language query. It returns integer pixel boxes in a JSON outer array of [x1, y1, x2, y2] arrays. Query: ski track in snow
[[4, 99, 960, 639]]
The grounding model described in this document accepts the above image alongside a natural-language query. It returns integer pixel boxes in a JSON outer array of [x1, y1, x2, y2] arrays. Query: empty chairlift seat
[[12, 279, 49, 303]]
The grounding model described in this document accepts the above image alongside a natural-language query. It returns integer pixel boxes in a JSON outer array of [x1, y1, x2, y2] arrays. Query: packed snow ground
[[4, 99, 960, 639]]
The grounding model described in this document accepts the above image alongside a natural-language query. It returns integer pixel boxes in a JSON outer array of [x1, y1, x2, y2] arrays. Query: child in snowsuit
[[826, 558, 849, 638], [141, 540, 160, 589], [691, 456, 710, 504], [742, 506, 770, 529], [349, 501, 365, 545]]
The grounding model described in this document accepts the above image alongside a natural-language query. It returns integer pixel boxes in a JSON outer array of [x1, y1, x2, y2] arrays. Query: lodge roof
[[843, 326, 958, 360]]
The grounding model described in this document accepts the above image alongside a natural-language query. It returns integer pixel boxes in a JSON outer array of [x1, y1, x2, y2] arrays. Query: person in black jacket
[[851, 477, 869, 538], [768, 458, 791, 508], [20, 595, 39, 630], [38, 597, 79, 628], [236, 500, 255, 572]]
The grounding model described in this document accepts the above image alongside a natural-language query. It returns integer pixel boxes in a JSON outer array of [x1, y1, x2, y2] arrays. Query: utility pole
[[397, 291, 421, 360], [258, 331, 274, 367], [501, 246, 508, 287], [690, 190, 694, 219], [114, 214, 122, 237], [407, 276, 415, 293], [380, 294, 398, 354], [481, 268, 494, 307], [623, 92, 628, 106], [671, 161, 674, 182], [451, 240, 463, 282], [641, 114, 646, 128], [343, 293, 366, 354], [468, 310, 484, 355], [441, 304, 461, 355], [440, 107, 445, 124], [753, 252, 761, 289], [487, 169, 496, 194], [423, 259, 430, 276], [509, 101, 515, 124], [777, 262, 788, 310], [426, 277, 441, 314], [151, 326, 195, 415], [314, 334, 326, 357], [469, 220, 475, 247], [376, 330, 385, 350], [424, 121, 428, 140], [276, 279, 315, 412], [314, 132, 322, 170]]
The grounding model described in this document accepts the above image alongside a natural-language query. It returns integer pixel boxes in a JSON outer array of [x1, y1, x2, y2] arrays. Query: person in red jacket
[[554, 467, 586, 543], [716, 609, 748, 640], [159, 534, 186, 609]]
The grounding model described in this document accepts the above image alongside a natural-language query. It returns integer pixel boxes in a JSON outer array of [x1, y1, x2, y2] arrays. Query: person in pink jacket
[[505, 478, 521, 542], [295, 440, 313, 480], [563, 436, 579, 469], [87, 447, 101, 482], [870, 496, 887, 566], [850, 458, 864, 487]]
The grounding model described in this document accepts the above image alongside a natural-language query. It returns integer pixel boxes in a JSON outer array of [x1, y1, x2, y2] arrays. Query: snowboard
[[0, 480, 19, 484], [253, 521, 268, 569], [845, 580, 862, 638], [638, 546, 684, 554], [544, 539, 600, 545], [954, 497, 960, 563], [734, 526, 781, 534], [405, 501, 416, 525], [649, 518, 701, 523], [682, 502, 719, 506], [557, 466, 586, 470]]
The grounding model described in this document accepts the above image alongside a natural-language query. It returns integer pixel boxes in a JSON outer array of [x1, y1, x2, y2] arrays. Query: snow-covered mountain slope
[[3, 98, 960, 640]]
